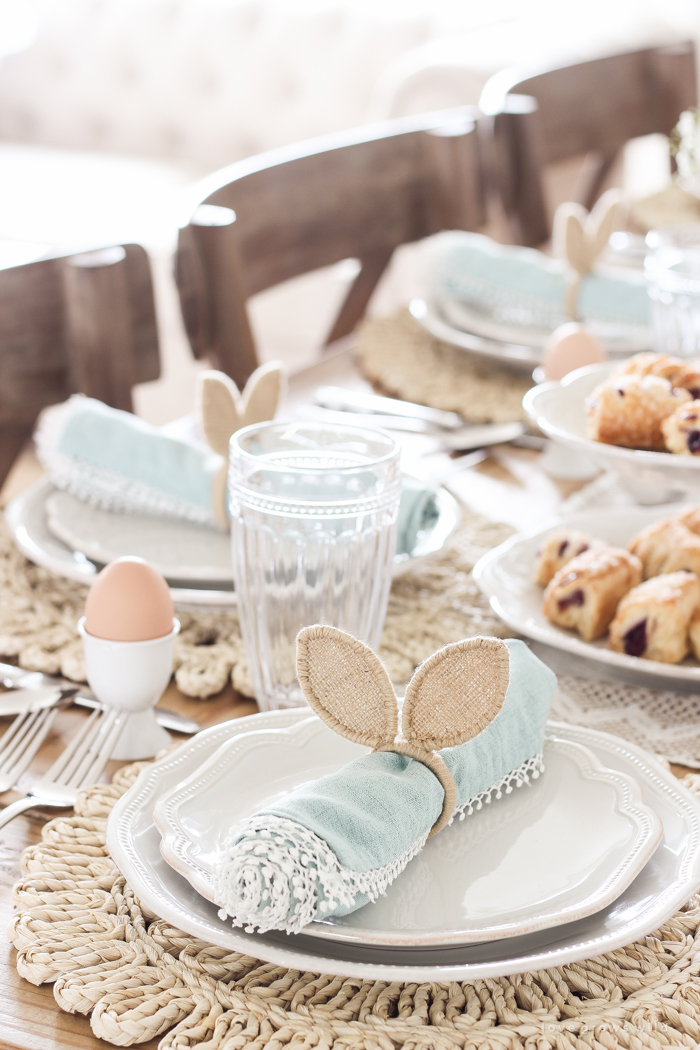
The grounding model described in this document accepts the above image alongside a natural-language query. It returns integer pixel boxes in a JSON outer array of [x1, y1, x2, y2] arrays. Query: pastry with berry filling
[[543, 546, 641, 641], [534, 528, 599, 586], [627, 517, 700, 579], [614, 353, 700, 398], [609, 571, 700, 663], [585, 374, 690, 451], [676, 506, 700, 534], [662, 400, 700, 455]]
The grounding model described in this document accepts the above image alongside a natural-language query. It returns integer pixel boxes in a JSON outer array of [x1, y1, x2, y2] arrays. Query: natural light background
[[0, 0, 698, 422]]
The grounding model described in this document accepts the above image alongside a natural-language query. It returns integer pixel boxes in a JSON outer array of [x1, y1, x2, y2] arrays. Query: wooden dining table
[[0, 346, 692, 1050]]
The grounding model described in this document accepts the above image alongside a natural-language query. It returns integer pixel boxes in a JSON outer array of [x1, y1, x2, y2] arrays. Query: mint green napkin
[[36, 395, 222, 526], [426, 231, 650, 329], [213, 638, 556, 933], [36, 395, 440, 555]]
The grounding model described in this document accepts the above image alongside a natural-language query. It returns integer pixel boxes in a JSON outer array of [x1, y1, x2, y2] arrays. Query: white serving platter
[[152, 716, 661, 948], [5, 477, 461, 607], [473, 505, 700, 688], [523, 361, 700, 504], [106, 709, 700, 983]]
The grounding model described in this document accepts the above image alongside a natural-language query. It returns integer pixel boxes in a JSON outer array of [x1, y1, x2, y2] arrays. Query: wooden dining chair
[[0, 243, 160, 488], [479, 42, 697, 246], [175, 108, 485, 390]]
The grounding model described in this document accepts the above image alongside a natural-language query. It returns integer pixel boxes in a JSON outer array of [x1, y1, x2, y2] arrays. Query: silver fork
[[0, 688, 78, 794], [0, 705, 128, 830]]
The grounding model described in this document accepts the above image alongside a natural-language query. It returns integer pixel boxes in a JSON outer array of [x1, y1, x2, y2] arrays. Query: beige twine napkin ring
[[553, 188, 622, 320], [197, 362, 287, 527], [296, 625, 510, 836]]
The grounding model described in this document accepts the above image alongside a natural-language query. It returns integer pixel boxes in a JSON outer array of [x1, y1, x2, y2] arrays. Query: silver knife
[[308, 402, 528, 450], [434, 421, 527, 451], [0, 663, 201, 735], [315, 387, 464, 429]]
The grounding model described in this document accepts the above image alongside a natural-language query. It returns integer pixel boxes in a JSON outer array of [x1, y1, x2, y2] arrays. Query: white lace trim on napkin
[[214, 751, 545, 935], [35, 398, 217, 526], [450, 750, 544, 821]]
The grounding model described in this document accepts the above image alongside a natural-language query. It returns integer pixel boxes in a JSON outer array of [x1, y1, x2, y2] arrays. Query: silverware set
[[0, 687, 78, 794], [0, 664, 201, 830], [0, 663, 200, 734], [312, 386, 545, 452], [0, 702, 127, 830]]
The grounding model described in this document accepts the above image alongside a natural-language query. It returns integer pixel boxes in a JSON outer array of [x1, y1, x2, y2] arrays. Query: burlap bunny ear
[[587, 189, 622, 262], [239, 361, 286, 427], [554, 202, 590, 274], [197, 362, 287, 456], [296, 628, 511, 837], [198, 371, 242, 457], [197, 362, 287, 527], [554, 189, 622, 319], [296, 625, 398, 749], [402, 636, 510, 752]]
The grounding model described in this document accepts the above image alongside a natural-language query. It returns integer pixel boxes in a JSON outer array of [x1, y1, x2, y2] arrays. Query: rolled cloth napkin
[[36, 395, 224, 526], [35, 395, 441, 554], [425, 231, 650, 330], [213, 629, 557, 934]]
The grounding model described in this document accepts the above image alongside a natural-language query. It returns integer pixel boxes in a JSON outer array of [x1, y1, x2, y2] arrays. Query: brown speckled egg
[[542, 323, 606, 381], [84, 557, 174, 641]]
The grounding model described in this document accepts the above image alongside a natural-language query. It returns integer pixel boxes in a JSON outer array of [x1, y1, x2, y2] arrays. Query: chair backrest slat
[[0, 242, 160, 488], [176, 108, 485, 386], [481, 42, 697, 245]]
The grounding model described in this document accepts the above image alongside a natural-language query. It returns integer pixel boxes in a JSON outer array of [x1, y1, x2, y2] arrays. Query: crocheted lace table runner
[[11, 758, 700, 1049]]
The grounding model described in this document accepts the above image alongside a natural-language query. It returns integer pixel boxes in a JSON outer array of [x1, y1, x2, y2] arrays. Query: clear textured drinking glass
[[229, 421, 402, 711], [646, 246, 700, 357]]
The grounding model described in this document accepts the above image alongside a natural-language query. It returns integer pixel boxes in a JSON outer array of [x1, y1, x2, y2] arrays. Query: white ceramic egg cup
[[78, 618, 180, 761]]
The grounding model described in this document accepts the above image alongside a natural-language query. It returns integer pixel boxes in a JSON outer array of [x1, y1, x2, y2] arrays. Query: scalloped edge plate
[[152, 716, 661, 948], [106, 711, 700, 982]]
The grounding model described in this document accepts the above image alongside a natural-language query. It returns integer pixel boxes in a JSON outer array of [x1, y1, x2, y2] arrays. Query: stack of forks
[[0, 689, 128, 830]]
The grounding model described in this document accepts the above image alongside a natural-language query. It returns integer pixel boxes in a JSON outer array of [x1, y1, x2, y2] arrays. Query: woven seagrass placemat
[[0, 507, 512, 701], [354, 310, 533, 424], [11, 761, 700, 1049], [9, 503, 700, 1048]]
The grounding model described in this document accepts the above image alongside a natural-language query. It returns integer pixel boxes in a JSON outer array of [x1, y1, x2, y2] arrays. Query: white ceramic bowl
[[523, 362, 700, 504]]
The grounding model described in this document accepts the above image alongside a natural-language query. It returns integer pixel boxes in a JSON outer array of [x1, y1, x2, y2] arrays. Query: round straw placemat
[[10, 761, 700, 1050], [354, 310, 533, 424]]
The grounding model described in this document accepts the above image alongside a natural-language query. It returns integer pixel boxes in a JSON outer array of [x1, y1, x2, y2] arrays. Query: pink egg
[[542, 323, 606, 381], [84, 557, 174, 641]]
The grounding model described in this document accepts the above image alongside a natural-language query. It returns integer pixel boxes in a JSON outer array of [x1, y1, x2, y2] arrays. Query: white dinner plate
[[523, 361, 700, 504], [473, 505, 700, 689], [153, 716, 661, 948], [5, 477, 461, 605], [411, 300, 651, 375], [106, 710, 700, 983], [45, 489, 233, 583]]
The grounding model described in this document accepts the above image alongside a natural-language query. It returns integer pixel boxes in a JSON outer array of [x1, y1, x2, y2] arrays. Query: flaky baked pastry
[[542, 546, 642, 641], [628, 517, 700, 579], [585, 374, 690, 451], [614, 352, 700, 397], [534, 528, 599, 587], [609, 571, 700, 663], [662, 400, 700, 456]]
